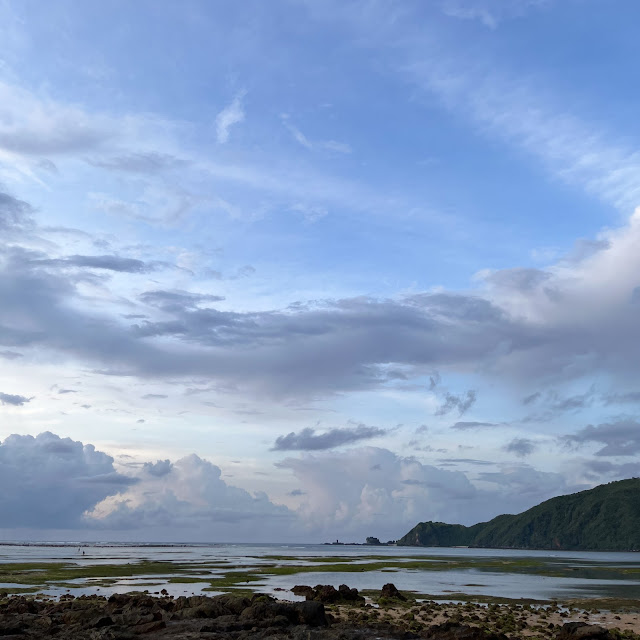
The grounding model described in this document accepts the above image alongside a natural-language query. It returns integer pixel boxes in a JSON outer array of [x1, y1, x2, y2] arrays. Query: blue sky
[[1, 0, 640, 542]]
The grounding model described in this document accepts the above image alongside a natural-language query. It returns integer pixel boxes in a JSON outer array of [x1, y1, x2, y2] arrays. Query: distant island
[[323, 537, 396, 546], [397, 478, 640, 551]]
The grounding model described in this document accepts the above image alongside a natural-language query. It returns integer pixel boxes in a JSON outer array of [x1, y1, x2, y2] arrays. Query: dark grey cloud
[[2, 217, 640, 404], [504, 438, 536, 457], [139, 289, 225, 312], [476, 465, 580, 503], [37, 254, 157, 273], [143, 459, 172, 477], [482, 267, 551, 292], [0, 432, 134, 528], [141, 393, 168, 399], [0, 350, 22, 360], [582, 459, 640, 481], [450, 421, 497, 430], [521, 388, 596, 423], [0, 392, 32, 406], [435, 390, 477, 416], [57, 389, 77, 394], [549, 388, 595, 413], [438, 458, 495, 466], [272, 424, 386, 451], [87, 152, 186, 173], [522, 392, 541, 405], [0, 192, 34, 234], [288, 489, 305, 496], [562, 419, 640, 456], [602, 391, 640, 405]]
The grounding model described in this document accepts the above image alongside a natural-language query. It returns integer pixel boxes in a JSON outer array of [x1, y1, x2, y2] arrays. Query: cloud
[[438, 458, 495, 466], [450, 421, 497, 430], [602, 391, 640, 406], [87, 453, 295, 540], [0, 392, 31, 406], [282, 116, 351, 154], [0, 80, 115, 157], [321, 140, 352, 154], [0, 432, 133, 527], [143, 459, 172, 477], [0, 350, 22, 360], [139, 289, 225, 312], [278, 446, 572, 539], [0, 191, 34, 234], [283, 119, 312, 150], [435, 390, 477, 416], [562, 420, 640, 457], [272, 424, 386, 451], [581, 459, 640, 482], [86, 152, 185, 173], [440, 0, 549, 29], [37, 254, 158, 273], [321, 2, 640, 212], [504, 438, 537, 457], [4, 192, 640, 404], [216, 92, 246, 144], [476, 464, 578, 503]]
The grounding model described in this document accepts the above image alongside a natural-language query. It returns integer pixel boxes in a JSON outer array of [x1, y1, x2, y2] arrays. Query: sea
[[1, 542, 639, 602]]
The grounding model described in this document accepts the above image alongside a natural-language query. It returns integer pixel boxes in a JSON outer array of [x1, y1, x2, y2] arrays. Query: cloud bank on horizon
[[0, 0, 639, 542]]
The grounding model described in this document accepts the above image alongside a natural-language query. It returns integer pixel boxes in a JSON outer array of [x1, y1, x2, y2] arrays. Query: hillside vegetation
[[397, 478, 640, 551]]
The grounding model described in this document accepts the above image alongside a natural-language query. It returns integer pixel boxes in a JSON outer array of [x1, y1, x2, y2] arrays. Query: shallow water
[[1, 542, 639, 602]]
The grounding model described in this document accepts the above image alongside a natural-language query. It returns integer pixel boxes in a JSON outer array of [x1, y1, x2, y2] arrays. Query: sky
[[1, 0, 640, 543]]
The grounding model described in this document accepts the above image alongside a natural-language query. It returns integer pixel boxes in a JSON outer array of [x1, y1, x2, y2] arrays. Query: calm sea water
[[1, 542, 639, 602]]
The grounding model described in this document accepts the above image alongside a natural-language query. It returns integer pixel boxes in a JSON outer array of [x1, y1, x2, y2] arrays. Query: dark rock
[[291, 584, 364, 605], [292, 585, 315, 599], [291, 601, 328, 627], [424, 621, 509, 640], [90, 615, 114, 628], [381, 583, 407, 601], [556, 622, 610, 640], [132, 619, 166, 634]]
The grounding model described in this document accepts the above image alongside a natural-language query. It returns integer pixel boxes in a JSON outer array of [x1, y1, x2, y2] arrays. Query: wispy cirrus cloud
[[216, 92, 246, 144]]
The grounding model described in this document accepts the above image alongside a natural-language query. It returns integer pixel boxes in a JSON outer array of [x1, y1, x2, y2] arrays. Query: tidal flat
[[0, 543, 640, 609]]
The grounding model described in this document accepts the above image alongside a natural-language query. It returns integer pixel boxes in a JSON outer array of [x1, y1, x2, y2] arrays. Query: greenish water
[[0, 542, 639, 606]]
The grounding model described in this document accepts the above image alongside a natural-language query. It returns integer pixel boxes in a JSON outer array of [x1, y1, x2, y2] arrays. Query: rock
[[291, 601, 328, 627], [90, 615, 114, 628], [556, 622, 610, 640], [424, 622, 509, 640], [239, 599, 327, 628], [132, 619, 166, 634], [291, 584, 364, 605], [381, 583, 407, 601], [292, 585, 315, 599]]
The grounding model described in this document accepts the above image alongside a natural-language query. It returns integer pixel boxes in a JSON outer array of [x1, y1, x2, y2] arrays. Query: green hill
[[397, 478, 640, 551]]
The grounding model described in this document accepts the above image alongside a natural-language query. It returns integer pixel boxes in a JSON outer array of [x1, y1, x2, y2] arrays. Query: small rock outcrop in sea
[[291, 583, 365, 605]]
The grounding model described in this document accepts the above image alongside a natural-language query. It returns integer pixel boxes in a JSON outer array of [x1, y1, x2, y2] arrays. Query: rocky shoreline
[[0, 585, 638, 640]]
